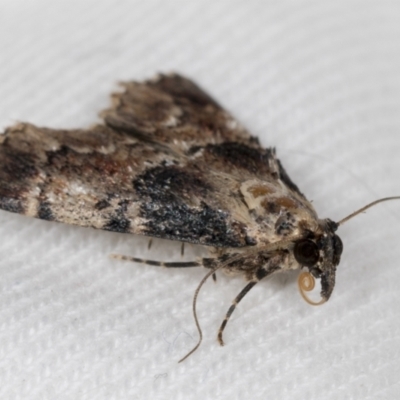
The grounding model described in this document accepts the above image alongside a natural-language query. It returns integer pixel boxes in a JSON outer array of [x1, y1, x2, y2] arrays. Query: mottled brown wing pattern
[[0, 74, 313, 248], [102, 73, 259, 149], [0, 124, 144, 229]]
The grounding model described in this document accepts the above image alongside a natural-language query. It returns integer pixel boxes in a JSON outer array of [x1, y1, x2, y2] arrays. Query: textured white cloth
[[1, 1, 400, 399]]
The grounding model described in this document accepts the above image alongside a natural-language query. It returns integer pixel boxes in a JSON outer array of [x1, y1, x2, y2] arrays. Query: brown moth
[[0, 73, 398, 361]]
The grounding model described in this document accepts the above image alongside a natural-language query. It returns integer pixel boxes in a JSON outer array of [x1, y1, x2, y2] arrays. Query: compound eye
[[294, 239, 319, 267], [333, 234, 343, 256], [332, 234, 343, 265]]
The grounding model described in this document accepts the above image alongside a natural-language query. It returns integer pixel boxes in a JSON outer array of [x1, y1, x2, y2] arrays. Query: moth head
[[294, 196, 400, 306], [294, 220, 343, 305]]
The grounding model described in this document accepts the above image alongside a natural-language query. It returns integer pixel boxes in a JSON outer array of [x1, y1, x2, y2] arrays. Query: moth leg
[[147, 239, 153, 250], [212, 272, 217, 282], [217, 267, 275, 345], [181, 242, 185, 257], [111, 254, 201, 268], [217, 281, 257, 346]]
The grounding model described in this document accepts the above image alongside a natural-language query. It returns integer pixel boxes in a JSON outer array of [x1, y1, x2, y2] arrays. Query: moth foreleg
[[217, 266, 273, 345], [111, 254, 201, 268], [217, 281, 257, 346]]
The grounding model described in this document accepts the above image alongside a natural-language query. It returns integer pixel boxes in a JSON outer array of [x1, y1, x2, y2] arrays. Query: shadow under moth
[[0, 73, 398, 361]]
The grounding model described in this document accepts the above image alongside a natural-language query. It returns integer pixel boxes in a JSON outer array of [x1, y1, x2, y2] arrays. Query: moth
[[0, 73, 398, 361]]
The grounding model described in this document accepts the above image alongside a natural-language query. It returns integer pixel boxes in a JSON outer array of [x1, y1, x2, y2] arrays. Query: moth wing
[[101, 73, 258, 149], [101, 73, 310, 201], [0, 124, 143, 231], [0, 123, 258, 247], [0, 74, 316, 248]]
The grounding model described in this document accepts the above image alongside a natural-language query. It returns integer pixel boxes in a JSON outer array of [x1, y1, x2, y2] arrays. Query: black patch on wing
[[103, 199, 131, 233], [206, 142, 272, 175], [133, 165, 248, 247], [135, 164, 212, 202], [37, 201, 54, 221], [0, 145, 39, 215], [103, 217, 131, 233], [0, 197, 24, 214]]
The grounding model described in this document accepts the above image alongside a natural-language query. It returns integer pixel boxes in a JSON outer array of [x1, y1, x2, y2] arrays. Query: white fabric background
[[0, 1, 400, 399]]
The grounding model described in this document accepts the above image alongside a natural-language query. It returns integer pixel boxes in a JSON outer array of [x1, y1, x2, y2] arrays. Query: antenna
[[337, 197, 400, 226]]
